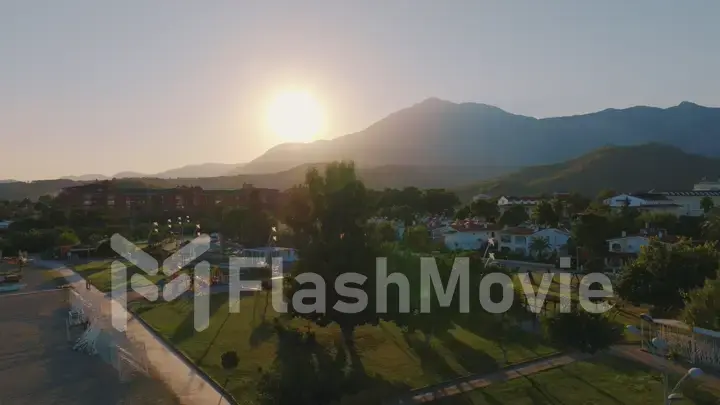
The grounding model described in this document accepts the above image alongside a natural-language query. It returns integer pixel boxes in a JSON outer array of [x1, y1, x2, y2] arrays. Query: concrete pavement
[[35, 260, 235, 405]]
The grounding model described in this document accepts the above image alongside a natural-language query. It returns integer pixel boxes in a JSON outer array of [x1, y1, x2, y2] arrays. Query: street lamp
[[626, 325, 704, 403]]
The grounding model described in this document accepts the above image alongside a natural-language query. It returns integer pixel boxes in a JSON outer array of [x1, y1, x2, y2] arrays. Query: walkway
[[399, 352, 592, 404], [35, 260, 234, 405], [609, 345, 720, 385]]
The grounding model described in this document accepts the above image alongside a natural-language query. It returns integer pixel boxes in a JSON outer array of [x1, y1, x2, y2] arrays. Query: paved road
[[0, 280, 180, 405], [35, 260, 235, 405]]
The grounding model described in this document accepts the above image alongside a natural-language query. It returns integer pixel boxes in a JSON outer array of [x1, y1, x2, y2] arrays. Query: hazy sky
[[2, 1, 719, 180]]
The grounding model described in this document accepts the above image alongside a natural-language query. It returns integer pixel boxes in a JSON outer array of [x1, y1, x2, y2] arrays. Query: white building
[[693, 178, 720, 191], [604, 230, 678, 272], [604, 190, 720, 217], [443, 222, 501, 251], [497, 193, 569, 217], [497, 227, 570, 255]]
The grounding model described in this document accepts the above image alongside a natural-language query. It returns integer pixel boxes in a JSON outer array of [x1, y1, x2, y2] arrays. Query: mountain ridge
[[241, 99, 720, 174], [453, 143, 720, 201]]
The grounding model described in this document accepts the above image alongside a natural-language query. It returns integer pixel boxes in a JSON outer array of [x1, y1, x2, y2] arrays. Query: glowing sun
[[266, 91, 326, 142]]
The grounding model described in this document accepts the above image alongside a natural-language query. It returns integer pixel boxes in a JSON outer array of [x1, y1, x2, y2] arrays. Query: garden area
[[436, 354, 720, 404], [129, 293, 559, 404]]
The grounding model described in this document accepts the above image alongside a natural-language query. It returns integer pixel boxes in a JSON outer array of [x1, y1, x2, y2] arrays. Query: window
[[514, 236, 527, 244], [500, 235, 512, 243], [611, 243, 621, 252]]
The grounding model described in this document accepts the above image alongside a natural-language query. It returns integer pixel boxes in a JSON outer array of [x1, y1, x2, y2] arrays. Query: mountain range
[[1, 143, 719, 203], [3, 98, 720, 202], [240, 98, 720, 174], [55, 98, 720, 180], [60, 163, 247, 181]]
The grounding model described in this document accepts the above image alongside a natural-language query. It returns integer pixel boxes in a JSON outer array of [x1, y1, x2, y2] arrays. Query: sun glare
[[266, 91, 326, 143]]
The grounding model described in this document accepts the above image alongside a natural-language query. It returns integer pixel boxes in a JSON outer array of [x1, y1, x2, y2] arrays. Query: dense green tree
[[423, 188, 460, 216], [565, 192, 591, 216], [57, 230, 80, 246], [284, 162, 380, 346], [498, 205, 529, 226], [702, 209, 720, 241], [682, 275, 720, 331], [616, 240, 720, 310], [542, 310, 622, 353], [571, 213, 615, 257], [701, 196, 715, 214], [468, 199, 500, 221], [531, 201, 559, 227]]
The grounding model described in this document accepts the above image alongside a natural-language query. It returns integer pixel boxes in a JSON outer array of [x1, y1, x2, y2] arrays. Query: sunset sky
[[2, 0, 719, 180]]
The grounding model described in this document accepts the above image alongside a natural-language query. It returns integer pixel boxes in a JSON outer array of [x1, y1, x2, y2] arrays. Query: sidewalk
[[36, 260, 234, 405], [399, 352, 592, 404], [609, 345, 720, 385]]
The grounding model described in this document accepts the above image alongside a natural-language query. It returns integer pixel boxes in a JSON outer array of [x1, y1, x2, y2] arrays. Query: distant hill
[[454, 143, 720, 201], [62, 163, 247, 181], [0, 164, 514, 201], [241, 98, 720, 174]]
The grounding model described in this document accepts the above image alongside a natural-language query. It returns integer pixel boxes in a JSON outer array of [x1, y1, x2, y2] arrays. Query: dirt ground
[[0, 267, 181, 405]]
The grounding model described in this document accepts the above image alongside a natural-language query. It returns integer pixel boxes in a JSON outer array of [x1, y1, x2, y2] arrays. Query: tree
[[542, 310, 622, 353], [701, 196, 715, 214], [551, 198, 565, 220], [565, 192, 591, 216], [284, 162, 380, 347], [528, 237, 551, 258], [571, 212, 614, 257], [531, 201, 559, 227], [404, 225, 433, 252], [596, 189, 617, 202], [423, 189, 460, 216], [468, 199, 500, 221], [499, 205, 529, 227], [369, 222, 398, 244], [682, 275, 720, 331], [616, 240, 720, 310], [702, 209, 720, 241]]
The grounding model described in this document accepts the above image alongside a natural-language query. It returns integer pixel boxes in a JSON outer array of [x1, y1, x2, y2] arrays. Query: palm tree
[[529, 237, 551, 258]]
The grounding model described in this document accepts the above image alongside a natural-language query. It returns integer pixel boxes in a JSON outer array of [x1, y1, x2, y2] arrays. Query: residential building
[[55, 181, 281, 213], [693, 178, 720, 191], [604, 189, 720, 217], [604, 229, 678, 272], [497, 193, 569, 216], [496, 227, 570, 255], [443, 221, 501, 251]]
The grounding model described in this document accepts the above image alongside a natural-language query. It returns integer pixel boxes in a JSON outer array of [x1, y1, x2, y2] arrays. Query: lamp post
[[626, 325, 704, 403]]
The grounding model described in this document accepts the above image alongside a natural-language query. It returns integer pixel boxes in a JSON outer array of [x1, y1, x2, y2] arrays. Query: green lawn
[[436, 354, 720, 404], [74, 260, 181, 292], [130, 293, 558, 404]]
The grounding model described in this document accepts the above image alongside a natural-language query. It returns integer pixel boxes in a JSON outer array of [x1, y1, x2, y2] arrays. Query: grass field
[[130, 293, 558, 404], [74, 260, 189, 292], [436, 354, 720, 404]]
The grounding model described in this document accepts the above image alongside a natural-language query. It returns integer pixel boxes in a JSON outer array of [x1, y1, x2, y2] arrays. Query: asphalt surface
[[0, 266, 181, 405]]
